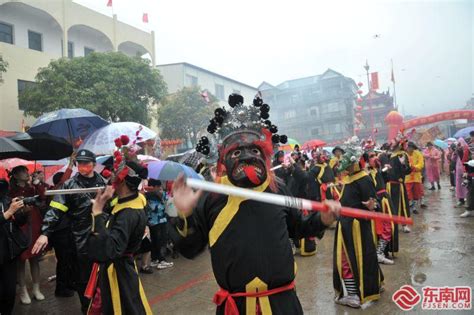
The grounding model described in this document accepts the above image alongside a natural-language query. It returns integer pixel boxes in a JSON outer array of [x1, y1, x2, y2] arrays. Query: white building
[[157, 62, 258, 107], [0, 0, 156, 131]]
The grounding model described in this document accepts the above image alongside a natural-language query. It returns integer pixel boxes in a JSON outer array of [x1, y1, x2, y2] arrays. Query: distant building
[[358, 90, 395, 142], [0, 0, 156, 131], [259, 69, 358, 143], [156, 62, 258, 107]]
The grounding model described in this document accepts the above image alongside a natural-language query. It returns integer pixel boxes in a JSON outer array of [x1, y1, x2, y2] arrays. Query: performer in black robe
[[385, 133, 411, 241], [333, 146, 383, 309], [86, 140, 151, 315], [171, 94, 341, 315]]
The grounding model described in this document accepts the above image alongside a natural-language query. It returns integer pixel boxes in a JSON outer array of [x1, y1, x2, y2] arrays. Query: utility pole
[[364, 60, 375, 139]]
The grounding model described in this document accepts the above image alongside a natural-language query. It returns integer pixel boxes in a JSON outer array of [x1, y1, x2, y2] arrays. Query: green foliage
[[0, 55, 8, 84], [19, 52, 167, 125], [157, 87, 218, 145]]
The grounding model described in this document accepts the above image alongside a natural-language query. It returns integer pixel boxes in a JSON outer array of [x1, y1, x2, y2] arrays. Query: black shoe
[[429, 186, 436, 191], [420, 204, 427, 209], [139, 267, 154, 274], [55, 289, 75, 297], [437, 184, 441, 190], [413, 210, 419, 214]]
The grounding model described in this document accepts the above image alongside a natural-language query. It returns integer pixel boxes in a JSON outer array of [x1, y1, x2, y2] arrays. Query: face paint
[[224, 145, 267, 188], [78, 163, 94, 177]]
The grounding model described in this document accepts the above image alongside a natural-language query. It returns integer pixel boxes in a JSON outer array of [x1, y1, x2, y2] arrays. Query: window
[[84, 47, 94, 56], [68, 41, 74, 58], [28, 30, 42, 51], [17, 80, 36, 110], [0, 22, 13, 44], [215, 84, 225, 100], [309, 107, 319, 117], [311, 128, 321, 136], [186, 74, 198, 86], [284, 110, 296, 119], [61, 41, 74, 58]]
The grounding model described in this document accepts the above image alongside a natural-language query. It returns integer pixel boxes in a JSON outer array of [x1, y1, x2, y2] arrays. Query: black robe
[[87, 193, 151, 315], [385, 151, 411, 253], [169, 177, 329, 315], [333, 171, 383, 304]]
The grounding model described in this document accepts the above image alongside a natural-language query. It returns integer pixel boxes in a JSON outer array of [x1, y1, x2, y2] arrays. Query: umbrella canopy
[[302, 139, 327, 150], [9, 132, 73, 160], [96, 154, 159, 167], [0, 137, 32, 160], [453, 126, 474, 139], [278, 138, 300, 151], [79, 122, 157, 156], [445, 137, 456, 143], [433, 139, 448, 149], [29, 108, 109, 145], [147, 160, 201, 181]]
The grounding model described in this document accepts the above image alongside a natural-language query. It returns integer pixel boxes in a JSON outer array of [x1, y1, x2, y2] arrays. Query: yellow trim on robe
[[299, 238, 317, 256], [315, 163, 326, 184], [245, 277, 272, 315], [107, 264, 122, 315], [50, 200, 68, 212], [352, 220, 364, 302], [111, 193, 147, 215], [176, 213, 188, 237], [208, 176, 269, 247], [133, 262, 153, 315], [342, 171, 368, 185]]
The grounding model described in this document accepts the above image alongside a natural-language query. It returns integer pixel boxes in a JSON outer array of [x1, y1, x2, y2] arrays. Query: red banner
[[371, 72, 379, 90]]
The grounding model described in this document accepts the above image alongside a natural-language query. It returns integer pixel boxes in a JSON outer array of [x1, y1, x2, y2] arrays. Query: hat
[[332, 146, 345, 155], [123, 161, 148, 190], [337, 147, 362, 173], [407, 141, 418, 150], [76, 149, 96, 163], [148, 179, 162, 187]]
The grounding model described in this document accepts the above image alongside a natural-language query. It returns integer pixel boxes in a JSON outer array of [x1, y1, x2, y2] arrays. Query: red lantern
[[354, 127, 360, 133], [357, 82, 363, 87], [356, 112, 362, 118], [356, 105, 363, 111], [357, 90, 363, 94], [356, 98, 363, 103]]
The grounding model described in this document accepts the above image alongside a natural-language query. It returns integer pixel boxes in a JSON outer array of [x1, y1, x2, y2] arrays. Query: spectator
[[146, 179, 173, 270], [1, 180, 27, 315], [423, 142, 441, 190], [455, 138, 469, 207], [8, 166, 44, 304]]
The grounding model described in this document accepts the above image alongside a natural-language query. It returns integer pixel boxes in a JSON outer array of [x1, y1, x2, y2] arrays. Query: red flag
[[106, 0, 112, 7], [370, 72, 379, 90], [142, 13, 149, 23]]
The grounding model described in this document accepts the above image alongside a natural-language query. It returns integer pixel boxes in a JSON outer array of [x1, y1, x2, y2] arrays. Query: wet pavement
[[13, 179, 474, 314]]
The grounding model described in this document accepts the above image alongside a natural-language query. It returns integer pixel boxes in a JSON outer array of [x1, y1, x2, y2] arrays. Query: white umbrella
[[79, 122, 157, 155]]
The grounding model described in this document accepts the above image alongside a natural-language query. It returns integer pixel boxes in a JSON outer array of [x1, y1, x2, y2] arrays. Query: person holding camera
[[8, 165, 44, 305], [1, 179, 28, 315]]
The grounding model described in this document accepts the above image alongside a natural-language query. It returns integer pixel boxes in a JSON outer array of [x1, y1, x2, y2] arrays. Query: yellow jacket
[[405, 149, 424, 183]]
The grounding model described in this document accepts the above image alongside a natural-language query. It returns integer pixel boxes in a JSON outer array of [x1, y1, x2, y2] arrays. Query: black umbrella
[[9, 132, 73, 160], [0, 137, 32, 160]]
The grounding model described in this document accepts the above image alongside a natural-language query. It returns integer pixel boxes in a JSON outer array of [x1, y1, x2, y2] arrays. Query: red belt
[[213, 280, 295, 315], [376, 189, 387, 195]]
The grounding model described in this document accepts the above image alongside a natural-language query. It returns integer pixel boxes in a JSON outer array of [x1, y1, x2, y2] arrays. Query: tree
[[19, 52, 167, 125], [157, 87, 218, 146], [0, 55, 8, 84]]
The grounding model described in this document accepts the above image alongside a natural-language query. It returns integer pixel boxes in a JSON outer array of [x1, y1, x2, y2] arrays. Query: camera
[[21, 195, 40, 206]]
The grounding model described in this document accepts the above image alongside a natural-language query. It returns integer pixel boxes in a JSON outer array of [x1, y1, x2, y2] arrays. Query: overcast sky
[[76, 0, 472, 117]]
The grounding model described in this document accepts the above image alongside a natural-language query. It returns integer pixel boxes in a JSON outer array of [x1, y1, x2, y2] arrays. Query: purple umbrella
[[147, 161, 201, 181], [454, 126, 474, 139]]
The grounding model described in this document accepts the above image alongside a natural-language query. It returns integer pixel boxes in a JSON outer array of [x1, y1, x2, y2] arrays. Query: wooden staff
[[186, 178, 413, 225]]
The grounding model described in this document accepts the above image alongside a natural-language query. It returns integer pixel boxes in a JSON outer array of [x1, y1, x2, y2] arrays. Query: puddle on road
[[412, 272, 427, 285]]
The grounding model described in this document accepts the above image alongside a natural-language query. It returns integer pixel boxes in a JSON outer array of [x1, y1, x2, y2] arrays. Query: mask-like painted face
[[224, 145, 267, 188]]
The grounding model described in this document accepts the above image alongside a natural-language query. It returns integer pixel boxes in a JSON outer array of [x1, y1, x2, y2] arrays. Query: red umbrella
[[302, 139, 327, 150], [0, 158, 42, 175]]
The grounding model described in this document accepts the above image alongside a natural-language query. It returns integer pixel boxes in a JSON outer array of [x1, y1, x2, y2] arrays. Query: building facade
[[0, 0, 156, 131], [358, 90, 395, 142], [156, 62, 258, 108], [259, 69, 358, 143]]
